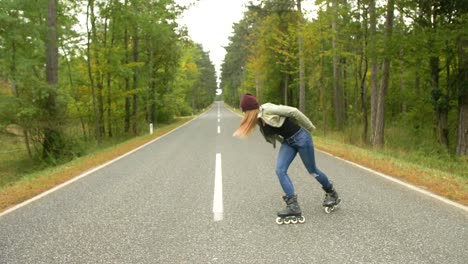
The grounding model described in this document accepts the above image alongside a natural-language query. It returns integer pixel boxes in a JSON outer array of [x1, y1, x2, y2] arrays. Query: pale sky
[[176, 0, 252, 82], [175, 0, 316, 82]]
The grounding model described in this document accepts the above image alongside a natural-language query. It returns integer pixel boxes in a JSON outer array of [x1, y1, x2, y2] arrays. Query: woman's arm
[[267, 104, 316, 132]]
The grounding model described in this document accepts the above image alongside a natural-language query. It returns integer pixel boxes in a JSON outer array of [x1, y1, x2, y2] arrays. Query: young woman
[[233, 93, 340, 224]]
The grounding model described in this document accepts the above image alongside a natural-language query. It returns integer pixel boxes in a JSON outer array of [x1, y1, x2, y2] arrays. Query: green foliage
[[0, 95, 20, 124], [221, 0, 468, 156], [0, 0, 218, 172]]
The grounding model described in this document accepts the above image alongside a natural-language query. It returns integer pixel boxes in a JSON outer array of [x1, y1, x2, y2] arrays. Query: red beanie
[[240, 93, 259, 112]]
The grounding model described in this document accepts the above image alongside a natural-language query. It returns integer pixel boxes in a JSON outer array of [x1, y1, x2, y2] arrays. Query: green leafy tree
[[0, 0, 217, 167]]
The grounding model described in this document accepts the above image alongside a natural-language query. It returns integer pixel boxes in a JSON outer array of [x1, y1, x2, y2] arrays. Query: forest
[[0, 0, 217, 172], [0, 0, 467, 192], [222, 0, 468, 159]]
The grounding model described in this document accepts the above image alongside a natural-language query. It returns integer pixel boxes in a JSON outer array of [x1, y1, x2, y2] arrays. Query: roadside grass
[[0, 133, 39, 188], [313, 135, 467, 205], [0, 117, 194, 213]]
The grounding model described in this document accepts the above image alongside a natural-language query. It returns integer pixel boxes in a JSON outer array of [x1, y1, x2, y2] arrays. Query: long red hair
[[233, 109, 260, 138]]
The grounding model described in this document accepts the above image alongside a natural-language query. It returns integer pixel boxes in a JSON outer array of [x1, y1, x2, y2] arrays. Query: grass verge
[[314, 136, 467, 205], [0, 117, 194, 213]]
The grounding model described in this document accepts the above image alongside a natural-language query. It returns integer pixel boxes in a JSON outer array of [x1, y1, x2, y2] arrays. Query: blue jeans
[[275, 128, 331, 197]]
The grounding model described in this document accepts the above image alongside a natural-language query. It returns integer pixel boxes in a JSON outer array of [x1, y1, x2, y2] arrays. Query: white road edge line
[[217, 126, 221, 134], [213, 153, 224, 221], [319, 150, 468, 212], [225, 104, 467, 212], [0, 111, 204, 218]]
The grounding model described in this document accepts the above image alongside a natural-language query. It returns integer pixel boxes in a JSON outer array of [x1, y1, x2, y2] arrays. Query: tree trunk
[[399, 14, 407, 118], [132, 21, 139, 135], [45, 0, 58, 103], [431, 54, 450, 148], [149, 50, 157, 125], [456, 38, 468, 156], [296, 0, 305, 112], [96, 18, 105, 138], [132, 6, 139, 135], [359, 0, 368, 143], [359, 42, 368, 144], [86, 0, 101, 143], [147, 43, 158, 125], [124, 16, 131, 133], [43, 0, 63, 158], [106, 18, 115, 138], [369, 0, 378, 144], [373, 0, 394, 148], [318, 23, 327, 136], [106, 0, 116, 138], [10, 39, 17, 96], [23, 128, 32, 159], [332, 0, 344, 130]]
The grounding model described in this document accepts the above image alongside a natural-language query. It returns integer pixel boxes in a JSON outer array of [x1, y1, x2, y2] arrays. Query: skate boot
[[276, 195, 305, 225], [322, 184, 341, 214]]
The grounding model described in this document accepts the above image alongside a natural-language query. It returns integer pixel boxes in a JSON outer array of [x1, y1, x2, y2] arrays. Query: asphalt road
[[1, 102, 467, 264]]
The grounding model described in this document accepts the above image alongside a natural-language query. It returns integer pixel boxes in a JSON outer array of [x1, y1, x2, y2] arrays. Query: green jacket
[[257, 103, 316, 148]]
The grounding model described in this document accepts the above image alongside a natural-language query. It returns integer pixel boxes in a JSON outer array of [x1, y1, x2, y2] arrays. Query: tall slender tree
[[372, 0, 394, 148], [331, 0, 344, 130], [296, 0, 305, 113], [86, 0, 101, 143], [43, 0, 63, 158], [457, 37, 468, 155], [357, 0, 369, 142], [369, 0, 378, 144], [132, 2, 140, 135]]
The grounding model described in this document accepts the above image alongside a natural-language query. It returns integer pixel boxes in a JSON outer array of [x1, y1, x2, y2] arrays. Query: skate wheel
[[324, 206, 332, 214], [284, 218, 291, 224], [298, 216, 305, 223], [276, 217, 284, 225], [291, 218, 298, 224]]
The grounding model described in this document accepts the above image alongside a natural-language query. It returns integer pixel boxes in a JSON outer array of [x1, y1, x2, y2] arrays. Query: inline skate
[[322, 184, 341, 214], [276, 195, 305, 225]]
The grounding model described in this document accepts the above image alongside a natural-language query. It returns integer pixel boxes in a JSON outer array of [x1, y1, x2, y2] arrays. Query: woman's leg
[[296, 130, 332, 189], [276, 142, 297, 197]]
